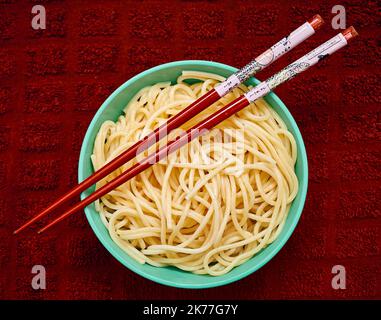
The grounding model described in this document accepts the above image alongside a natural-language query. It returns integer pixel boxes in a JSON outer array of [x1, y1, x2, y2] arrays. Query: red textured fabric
[[0, 0, 380, 300]]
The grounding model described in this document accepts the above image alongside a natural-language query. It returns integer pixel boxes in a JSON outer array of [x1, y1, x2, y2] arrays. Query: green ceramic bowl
[[78, 60, 308, 289]]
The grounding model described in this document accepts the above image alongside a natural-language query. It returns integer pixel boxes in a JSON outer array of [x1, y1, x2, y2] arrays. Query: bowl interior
[[78, 60, 308, 289]]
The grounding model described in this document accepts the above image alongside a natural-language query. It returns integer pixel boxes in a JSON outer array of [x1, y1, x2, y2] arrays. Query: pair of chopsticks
[[14, 16, 358, 234]]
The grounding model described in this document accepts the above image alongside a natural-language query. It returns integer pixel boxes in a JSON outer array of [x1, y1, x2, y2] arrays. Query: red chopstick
[[14, 15, 323, 234], [36, 27, 358, 234]]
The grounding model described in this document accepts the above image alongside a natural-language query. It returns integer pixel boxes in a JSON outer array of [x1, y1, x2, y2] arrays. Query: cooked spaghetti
[[91, 71, 298, 276]]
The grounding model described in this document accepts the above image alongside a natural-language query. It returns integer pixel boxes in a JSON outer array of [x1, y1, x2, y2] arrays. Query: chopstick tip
[[342, 26, 358, 42], [13, 227, 22, 235], [308, 14, 324, 30]]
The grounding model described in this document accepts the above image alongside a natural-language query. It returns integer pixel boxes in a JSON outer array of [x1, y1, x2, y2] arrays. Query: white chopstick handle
[[215, 21, 315, 97], [244, 33, 348, 103]]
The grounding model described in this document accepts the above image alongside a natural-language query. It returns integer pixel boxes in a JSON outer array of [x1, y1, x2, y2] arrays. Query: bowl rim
[[78, 59, 308, 289]]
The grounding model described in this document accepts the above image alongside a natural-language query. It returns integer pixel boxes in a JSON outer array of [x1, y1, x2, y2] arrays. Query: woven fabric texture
[[0, 0, 380, 299]]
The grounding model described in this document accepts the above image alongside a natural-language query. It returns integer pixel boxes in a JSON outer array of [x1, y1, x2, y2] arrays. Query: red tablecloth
[[0, 0, 380, 299]]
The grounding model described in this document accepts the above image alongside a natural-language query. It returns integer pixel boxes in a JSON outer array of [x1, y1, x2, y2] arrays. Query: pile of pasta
[[92, 71, 298, 276]]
